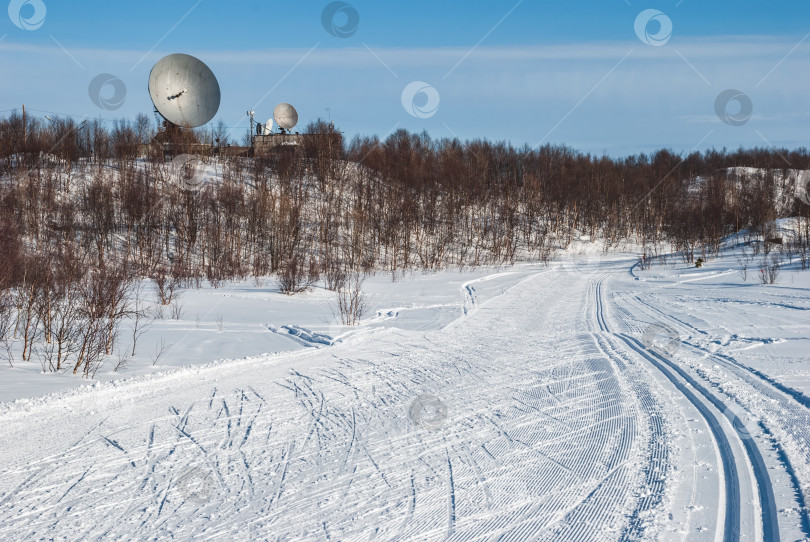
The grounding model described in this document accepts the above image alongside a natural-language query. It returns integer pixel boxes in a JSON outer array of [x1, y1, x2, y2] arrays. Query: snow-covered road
[[1, 260, 808, 541]]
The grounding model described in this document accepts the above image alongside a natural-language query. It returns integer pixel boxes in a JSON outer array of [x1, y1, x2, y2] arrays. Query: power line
[[3, 107, 248, 130], [25, 108, 118, 123]]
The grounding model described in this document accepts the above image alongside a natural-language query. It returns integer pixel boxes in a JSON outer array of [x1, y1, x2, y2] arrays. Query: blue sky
[[1, 0, 808, 156]]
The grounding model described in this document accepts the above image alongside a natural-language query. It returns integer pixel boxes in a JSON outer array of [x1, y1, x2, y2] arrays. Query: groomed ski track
[[0, 261, 803, 541]]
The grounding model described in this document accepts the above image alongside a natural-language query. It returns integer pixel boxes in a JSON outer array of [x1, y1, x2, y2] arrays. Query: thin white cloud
[[1, 34, 807, 67], [1, 34, 807, 156]]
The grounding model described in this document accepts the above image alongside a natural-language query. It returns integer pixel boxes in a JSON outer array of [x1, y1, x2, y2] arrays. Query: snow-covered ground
[[0, 265, 540, 403], [1, 241, 809, 541]]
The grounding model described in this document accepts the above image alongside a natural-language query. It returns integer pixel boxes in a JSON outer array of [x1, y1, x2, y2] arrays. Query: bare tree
[[0, 289, 14, 367], [42, 251, 85, 371], [130, 280, 154, 356]]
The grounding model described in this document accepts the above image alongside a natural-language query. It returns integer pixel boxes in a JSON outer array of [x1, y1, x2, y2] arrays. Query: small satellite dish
[[148, 54, 221, 128], [274, 103, 298, 131], [264, 118, 274, 135]]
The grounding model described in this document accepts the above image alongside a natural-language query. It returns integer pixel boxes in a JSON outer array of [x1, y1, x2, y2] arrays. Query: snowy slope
[[0, 249, 809, 541]]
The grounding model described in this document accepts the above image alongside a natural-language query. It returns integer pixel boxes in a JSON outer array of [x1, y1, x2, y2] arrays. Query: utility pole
[[22, 104, 26, 152], [247, 110, 255, 145]]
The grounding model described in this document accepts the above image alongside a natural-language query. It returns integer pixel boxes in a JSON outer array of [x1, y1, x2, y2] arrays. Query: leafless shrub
[[335, 272, 368, 326], [216, 314, 224, 332], [737, 246, 752, 281], [130, 280, 154, 356], [70, 260, 135, 377], [638, 248, 657, 271], [759, 255, 781, 285], [14, 263, 45, 363], [538, 241, 554, 266], [151, 266, 182, 306], [324, 260, 347, 291], [40, 268, 84, 372], [113, 349, 132, 373], [277, 254, 317, 295], [102, 263, 136, 356], [170, 301, 184, 321], [796, 222, 809, 270], [738, 262, 748, 282], [150, 338, 172, 367]]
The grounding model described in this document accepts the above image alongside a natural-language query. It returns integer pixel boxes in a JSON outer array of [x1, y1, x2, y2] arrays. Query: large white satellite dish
[[148, 54, 221, 128], [274, 103, 299, 131]]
